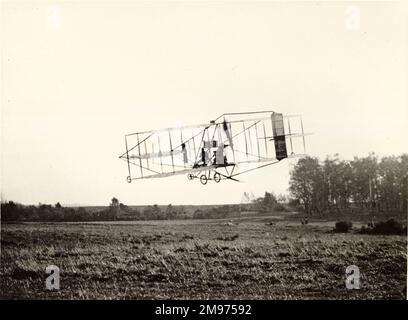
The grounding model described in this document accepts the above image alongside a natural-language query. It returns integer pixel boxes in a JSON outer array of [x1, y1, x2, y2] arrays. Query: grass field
[[1, 215, 406, 299]]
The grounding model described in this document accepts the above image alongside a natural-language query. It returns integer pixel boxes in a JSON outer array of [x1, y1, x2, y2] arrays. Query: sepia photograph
[[0, 0, 407, 306]]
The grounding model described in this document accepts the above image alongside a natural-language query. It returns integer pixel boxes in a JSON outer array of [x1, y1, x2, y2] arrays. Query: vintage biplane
[[119, 111, 309, 185]]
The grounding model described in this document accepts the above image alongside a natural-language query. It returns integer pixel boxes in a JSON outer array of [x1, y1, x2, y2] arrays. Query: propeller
[[223, 119, 234, 150]]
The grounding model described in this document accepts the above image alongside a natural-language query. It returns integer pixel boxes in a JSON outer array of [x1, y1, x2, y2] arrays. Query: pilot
[[201, 148, 206, 166]]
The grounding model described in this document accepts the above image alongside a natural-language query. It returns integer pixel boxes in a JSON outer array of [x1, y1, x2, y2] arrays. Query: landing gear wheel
[[214, 172, 221, 183], [187, 173, 194, 180], [127, 176, 132, 183], [200, 174, 208, 185]]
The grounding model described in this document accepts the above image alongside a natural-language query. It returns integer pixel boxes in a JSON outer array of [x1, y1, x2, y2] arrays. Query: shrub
[[334, 221, 353, 233], [216, 234, 239, 241], [361, 219, 406, 235]]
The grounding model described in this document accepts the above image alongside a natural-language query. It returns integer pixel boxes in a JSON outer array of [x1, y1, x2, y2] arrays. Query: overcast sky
[[1, 1, 407, 206]]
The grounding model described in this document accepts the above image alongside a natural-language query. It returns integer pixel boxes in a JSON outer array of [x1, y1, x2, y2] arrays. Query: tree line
[[289, 153, 408, 215], [3, 152, 405, 221], [1, 192, 285, 222], [1, 199, 120, 222]]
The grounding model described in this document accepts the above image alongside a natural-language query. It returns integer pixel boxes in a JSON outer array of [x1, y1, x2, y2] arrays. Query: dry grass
[[0, 218, 406, 299]]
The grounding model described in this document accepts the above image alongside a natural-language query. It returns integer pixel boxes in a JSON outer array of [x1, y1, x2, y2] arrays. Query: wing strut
[[125, 136, 131, 180], [144, 140, 149, 169], [263, 121, 268, 157], [300, 117, 306, 153], [287, 118, 293, 154], [243, 122, 248, 156], [168, 131, 175, 173], [157, 134, 163, 173], [136, 134, 143, 178], [254, 121, 261, 159]]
